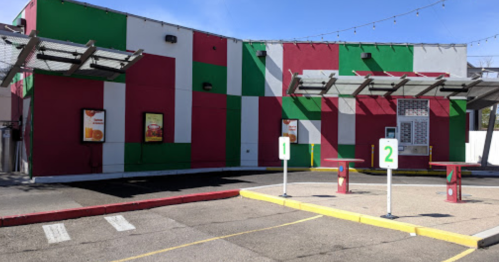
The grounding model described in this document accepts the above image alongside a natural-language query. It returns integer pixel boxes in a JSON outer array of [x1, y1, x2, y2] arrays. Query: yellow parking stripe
[[110, 215, 322, 262], [442, 248, 475, 262]]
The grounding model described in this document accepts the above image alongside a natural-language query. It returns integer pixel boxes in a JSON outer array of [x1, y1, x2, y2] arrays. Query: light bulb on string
[[486, 39, 488, 43], [478, 41, 480, 46], [394, 16, 396, 25], [337, 32, 339, 38], [416, 10, 419, 17], [373, 23, 375, 30], [354, 27, 356, 34], [471, 43, 473, 47], [442, 1, 445, 8]]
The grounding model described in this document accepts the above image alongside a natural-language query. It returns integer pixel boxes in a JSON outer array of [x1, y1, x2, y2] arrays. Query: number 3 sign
[[379, 139, 398, 169]]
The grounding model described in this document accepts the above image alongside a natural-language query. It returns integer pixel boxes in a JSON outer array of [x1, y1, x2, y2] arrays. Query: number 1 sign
[[379, 139, 398, 169]]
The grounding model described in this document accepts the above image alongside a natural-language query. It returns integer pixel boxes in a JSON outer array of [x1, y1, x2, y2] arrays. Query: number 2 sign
[[379, 139, 398, 169]]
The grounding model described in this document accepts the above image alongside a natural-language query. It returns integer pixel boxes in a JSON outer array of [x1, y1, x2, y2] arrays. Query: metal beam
[[64, 40, 96, 76], [1, 30, 39, 87], [414, 75, 447, 98], [286, 72, 300, 95], [319, 73, 337, 95], [384, 74, 409, 97], [481, 103, 497, 167], [467, 87, 499, 109], [107, 49, 144, 80], [446, 79, 482, 98], [351, 74, 372, 97]]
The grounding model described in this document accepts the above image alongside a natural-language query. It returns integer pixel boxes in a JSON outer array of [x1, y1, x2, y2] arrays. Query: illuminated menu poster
[[281, 119, 298, 144], [144, 113, 164, 142], [82, 109, 106, 143]]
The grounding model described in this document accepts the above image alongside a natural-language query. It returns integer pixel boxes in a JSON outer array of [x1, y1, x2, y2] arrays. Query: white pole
[[283, 159, 288, 196], [387, 168, 392, 215]]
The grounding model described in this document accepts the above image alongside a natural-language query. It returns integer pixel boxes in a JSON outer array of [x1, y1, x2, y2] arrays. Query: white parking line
[[42, 224, 71, 244], [105, 215, 136, 232]]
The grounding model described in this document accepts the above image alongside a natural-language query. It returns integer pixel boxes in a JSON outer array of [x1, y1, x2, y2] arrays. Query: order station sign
[[379, 138, 398, 220]]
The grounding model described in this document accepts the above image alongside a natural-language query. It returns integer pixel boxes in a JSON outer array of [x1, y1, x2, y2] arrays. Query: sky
[[1, 0, 499, 67]]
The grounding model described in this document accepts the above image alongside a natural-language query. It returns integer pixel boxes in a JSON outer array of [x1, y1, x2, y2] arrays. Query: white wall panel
[[0, 88, 10, 121], [126, 16, 193, 90], [298, 120, 321, 144], [413, 45, 467, 78], [241, 96, 259, 166], [466, 131, 499, 165], [104, 82, 126, 143], [302, 70, 338, 78], [240, 143, 258, 167], [174, 89, 192, 143], [227, 40, 242, 96], [265, 43, 283, 97], [338, 97, 356, 145], [103, 143, 125, 173], [103, 82, 126, 172]]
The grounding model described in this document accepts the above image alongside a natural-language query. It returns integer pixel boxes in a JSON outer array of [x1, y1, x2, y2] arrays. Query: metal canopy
[[287, 71, 499, 110], [0, 30, 143, 87]]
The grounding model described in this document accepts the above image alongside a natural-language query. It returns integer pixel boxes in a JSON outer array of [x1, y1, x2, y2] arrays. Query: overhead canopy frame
[[287, 71, 499, 110], [0, 29, 143, 87]]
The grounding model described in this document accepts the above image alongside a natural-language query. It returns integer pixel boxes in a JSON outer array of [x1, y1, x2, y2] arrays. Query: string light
[[442, 1, 445, 8], [394, 16, 396, 25], [337, 32, 339, 38], [354, 28, 356, 34], [373, 23, 376, 30], [416, 9, 419, 16]]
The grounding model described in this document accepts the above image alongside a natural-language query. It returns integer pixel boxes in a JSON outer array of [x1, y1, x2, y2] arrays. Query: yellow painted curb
[[265, 167, 471, 176], [240, 190, 481, 248]]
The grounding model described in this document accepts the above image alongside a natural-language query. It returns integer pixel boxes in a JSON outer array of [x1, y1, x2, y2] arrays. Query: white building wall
[[103, 82, 126, 173], [174, 89, 192, 143], [265, 43, 283, 97], [298, 120, 321, 144], [338, 97, 356, 145], [227, 40, 242, 96], [241, 96, 259, 166], [466, 131, 499, 166], [413, 45, 467, 78]]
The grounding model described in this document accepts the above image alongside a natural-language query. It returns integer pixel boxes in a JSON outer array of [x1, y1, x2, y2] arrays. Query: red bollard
[[337, 161, 350, 194], [446, 166, 462, 203]]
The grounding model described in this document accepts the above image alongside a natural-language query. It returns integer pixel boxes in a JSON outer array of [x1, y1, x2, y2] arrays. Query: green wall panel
[[37, 0, 127, 51], [226, 95, 242, 167], [449, 100, 466, 162], [282, 97, 322, 120], [242, 42, 265, 96], [288, 144, 321, 167], [23, 74, 34, 97], [124, 143, 191, 172], [338, 144, 356, 167], [339, 44, 414, 76], [192, 62, 227, 94]]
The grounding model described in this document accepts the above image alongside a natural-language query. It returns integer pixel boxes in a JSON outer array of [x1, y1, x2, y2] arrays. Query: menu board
[[281, 119, 298, 144], [144, 113, 164, 142], [82, 109, 106, 143]]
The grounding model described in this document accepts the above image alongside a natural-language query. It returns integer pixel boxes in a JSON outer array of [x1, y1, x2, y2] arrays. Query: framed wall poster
[[144, 112, 164, 143], [82, 109, 106, 143], [281, 119, 298, 144]]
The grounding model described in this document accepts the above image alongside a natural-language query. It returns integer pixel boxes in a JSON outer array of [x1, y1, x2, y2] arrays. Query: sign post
[[379, 138, 398, 220], [279, 137, 291, 198]]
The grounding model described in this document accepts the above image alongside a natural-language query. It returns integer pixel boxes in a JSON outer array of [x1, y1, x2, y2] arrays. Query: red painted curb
[[0, 189, 240, 227]]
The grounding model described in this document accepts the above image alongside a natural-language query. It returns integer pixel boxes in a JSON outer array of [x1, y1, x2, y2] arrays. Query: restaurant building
[[4, 0, 496, 183]]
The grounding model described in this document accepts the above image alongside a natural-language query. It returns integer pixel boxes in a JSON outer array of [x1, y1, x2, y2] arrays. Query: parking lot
[[0, 196, 484, 262]]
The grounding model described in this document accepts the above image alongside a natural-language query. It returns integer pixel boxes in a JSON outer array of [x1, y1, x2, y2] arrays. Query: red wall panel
[[191, 91, 226, 168], [258, 97, 282, 167], [125, 53, 175, 143], [428, 97, 449, 169], [33, 74, 103, 176], [282, 43, 339, 96], [355, 96, 397, 168], [321, 97, 339, 167], [193, 32, 227, 67], [25, 0, 37, 34]]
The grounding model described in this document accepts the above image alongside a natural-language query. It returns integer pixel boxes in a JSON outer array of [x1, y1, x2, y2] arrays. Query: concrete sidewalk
[[241, 182, 499, 248]]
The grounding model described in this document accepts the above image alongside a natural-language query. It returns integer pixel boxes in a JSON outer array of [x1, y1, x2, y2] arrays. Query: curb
[[240, 190, 483, 248], [0, 190, 240, 227], [265, 167, 472, 176]]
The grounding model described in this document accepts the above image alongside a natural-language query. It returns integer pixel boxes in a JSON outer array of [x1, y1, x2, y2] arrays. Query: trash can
[[0, 127, 15, 172]]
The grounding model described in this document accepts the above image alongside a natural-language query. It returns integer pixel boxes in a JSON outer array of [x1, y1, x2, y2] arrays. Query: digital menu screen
[[82, 109, 106, 143], [282, 119, 298, 144], [144, 113, 164, 143]]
